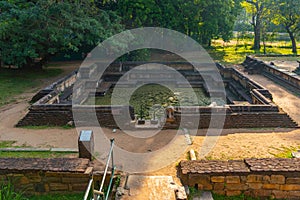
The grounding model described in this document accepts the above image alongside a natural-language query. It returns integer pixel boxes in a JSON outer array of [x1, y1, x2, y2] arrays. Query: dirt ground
[[0, 61, 300, 176]]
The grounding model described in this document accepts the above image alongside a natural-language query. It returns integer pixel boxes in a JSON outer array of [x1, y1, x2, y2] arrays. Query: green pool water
[[84, 84, 211, 118]]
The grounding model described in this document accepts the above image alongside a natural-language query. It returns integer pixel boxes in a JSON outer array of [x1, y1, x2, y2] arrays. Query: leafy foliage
[[0, 0, 122, 68], [270, 0, 300, 54], [100, 0, 242, 46]]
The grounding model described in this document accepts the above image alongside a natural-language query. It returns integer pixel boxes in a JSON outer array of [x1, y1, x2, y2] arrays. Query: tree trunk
[[253, 21, 261, 51], [286, 28, 297, 54]]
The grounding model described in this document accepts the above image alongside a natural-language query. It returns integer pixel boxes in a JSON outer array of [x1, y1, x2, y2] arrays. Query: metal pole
[[97, 138, 115, 200], [105, 166, 116, 200], [83, 178, 93, 200]]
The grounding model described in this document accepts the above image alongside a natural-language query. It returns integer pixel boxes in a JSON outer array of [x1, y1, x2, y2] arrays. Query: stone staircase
[[116, 175, 187, 200]]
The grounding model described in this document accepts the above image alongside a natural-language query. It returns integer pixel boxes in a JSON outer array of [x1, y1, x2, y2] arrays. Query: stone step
[[117, 175, 179, 200]]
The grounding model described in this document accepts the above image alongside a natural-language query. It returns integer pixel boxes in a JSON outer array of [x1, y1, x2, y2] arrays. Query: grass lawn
[[0, 68, 62, 107], [27, 193, 84, 200], [209, 39, 300, 64], [0, 141, 77, 158]]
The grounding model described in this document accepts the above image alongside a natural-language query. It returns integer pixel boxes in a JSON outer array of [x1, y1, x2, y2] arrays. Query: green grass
[[0, 151, 77, 158], [27, 193, 84, 200], [0, 141, 16, 148], [0, 68, 63, 107], [213, 193, 262, 200], [269, 145, 299, 158], [21, 125, 74, 130], [0, 180, 83, 200], [208, 39, 300, 64], [188, 187, 202, 200], [0, 141, 77, 158]]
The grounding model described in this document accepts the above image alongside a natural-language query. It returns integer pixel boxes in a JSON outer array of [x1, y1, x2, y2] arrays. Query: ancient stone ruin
[[17, 61, 298, 128]]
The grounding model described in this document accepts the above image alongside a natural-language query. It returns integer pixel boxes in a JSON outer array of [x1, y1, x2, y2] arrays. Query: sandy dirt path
[[249, 74, 300, 124], [0, 62, 81, 148]]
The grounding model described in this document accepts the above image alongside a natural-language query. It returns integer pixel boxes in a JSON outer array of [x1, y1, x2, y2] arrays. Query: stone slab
[[245, 158, 300, 172], [180, 160, 250, 174], [125, 175, 176, 200], [0, 158, 89, 172], [0, 148, 50, 152]]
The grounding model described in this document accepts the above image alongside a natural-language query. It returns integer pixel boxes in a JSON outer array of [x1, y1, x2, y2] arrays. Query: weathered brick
[[71, 183, 89, 192], [262, 175, 270, 183], [45, 172, 63, 177], [286, 178, 300, 184], [272, 190, 288, 199], [43, 176, 62, 182], [189, 174, 209, 186], [62, 177, 89, 184], [49, 183, 69, 191], [280, 184, 300, 191], [211, 176, 225, 183], [19, 176, 30, 185], [198, 183, 212, 190], [213, 183, 224, 190], [270, 175, 285, 184], [262, 184, 280, 190], [226, 190, 241, 196], [44, 184, 50, 192], [214, 190, 225, 195], [248, 183, 262, 190], [253, 189, 272, 197], [226, 183, 248, 191], [288, 191, 300, 198], [247, 175, 263, 183], [240, 176, 247, 183], [25, 173, 42, 183], [226, 176, 240, 184]]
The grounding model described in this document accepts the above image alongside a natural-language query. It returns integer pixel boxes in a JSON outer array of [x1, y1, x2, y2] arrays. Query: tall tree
[[271, 0, 300, 54], [102, 0, 241, 46], [242, 0, 268, 50], [0, 0, 122, 68]]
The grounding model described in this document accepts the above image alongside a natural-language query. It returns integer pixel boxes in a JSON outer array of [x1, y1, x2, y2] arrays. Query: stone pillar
[[78, 130, 94, 160]]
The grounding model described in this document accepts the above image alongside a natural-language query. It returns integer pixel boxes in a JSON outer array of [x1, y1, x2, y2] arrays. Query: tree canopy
[[0, 0, 122, 68], [100, 0, 242, 46]]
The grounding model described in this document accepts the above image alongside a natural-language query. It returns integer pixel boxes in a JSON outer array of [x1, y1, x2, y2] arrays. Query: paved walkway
[[121, 175, 177, 200], [236, 67, 300, 125]]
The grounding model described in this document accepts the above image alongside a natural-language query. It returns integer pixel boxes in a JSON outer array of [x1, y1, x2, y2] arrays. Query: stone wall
[[169, 105, 297, 128], [179, 158, 300, 199], [17, 105, 134, 127], [242, 56, 300, 93], [0, 158, 109, 195], [18, 61, 298, 128], [31, 70, 77, 102]]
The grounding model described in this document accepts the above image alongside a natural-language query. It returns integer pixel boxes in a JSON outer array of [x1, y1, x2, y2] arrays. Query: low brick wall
[[0, 158, 108, 195], [243, 56, 300, 92], [179, 158, 300, 199], [17, 105, 134, 127]]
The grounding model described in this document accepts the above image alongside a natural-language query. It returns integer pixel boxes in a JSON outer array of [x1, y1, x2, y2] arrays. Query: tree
[[271, 0, 300, 54], [199, 0, 242, 46], [0, 0, 122, 68], [101, 0, 242, 46], [242, 0, 268, 50]]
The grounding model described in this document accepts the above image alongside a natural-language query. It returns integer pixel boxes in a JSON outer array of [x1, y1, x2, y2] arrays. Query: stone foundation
[[17, 61, 298, 128], [179, 158, 300, 199], [0, 158, 110, 195]]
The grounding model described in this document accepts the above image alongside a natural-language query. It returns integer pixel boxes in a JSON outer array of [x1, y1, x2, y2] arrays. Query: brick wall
[[179, 158, 300, 199], [17, 105, 134, 127], [0, 158, 109, 195], [242, 56, 300, 93]]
